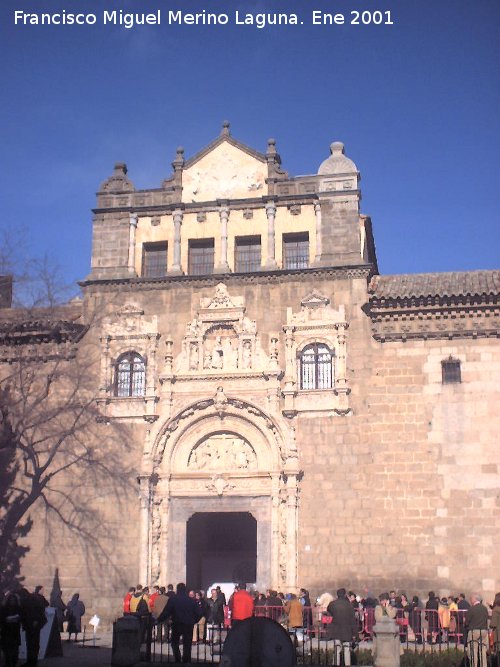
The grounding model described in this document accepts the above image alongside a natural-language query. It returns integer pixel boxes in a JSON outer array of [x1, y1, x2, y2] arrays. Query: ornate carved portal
[[170, 283, 274, 377], [138, 392, 300, 593]]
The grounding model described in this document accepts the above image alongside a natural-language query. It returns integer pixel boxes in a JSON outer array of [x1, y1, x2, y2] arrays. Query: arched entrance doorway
[[186, 512, 257, 590], [143, 391, 300, 592]]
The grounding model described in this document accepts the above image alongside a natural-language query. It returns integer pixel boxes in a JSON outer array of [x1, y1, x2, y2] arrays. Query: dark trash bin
[[111, 615, 142, 666], [223, 616, 296, 667]]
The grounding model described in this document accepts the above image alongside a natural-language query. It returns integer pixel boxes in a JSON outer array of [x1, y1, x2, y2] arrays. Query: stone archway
[[139, 390, 300, 592]]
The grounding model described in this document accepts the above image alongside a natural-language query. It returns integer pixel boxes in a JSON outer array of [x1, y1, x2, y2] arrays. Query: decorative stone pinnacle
[[172, 146, 185, 170], [266, 138, 277, 155], [330, 141, 345, 154], [221, 120, 231, 136], [114, 162, 127, 174]]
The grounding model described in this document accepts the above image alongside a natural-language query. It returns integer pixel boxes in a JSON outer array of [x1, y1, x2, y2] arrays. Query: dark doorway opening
[[186, 512, 257, 592]]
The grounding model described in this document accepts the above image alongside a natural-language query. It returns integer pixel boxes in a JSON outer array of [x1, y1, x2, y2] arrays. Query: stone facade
[[1, 124, 498, 624]]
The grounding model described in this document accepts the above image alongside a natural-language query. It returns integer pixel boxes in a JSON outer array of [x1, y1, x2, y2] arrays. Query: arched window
[[115, 352, 146, 397], [299, 343, 333, 390]]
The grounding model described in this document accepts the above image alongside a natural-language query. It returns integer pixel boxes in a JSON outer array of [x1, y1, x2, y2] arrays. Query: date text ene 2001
[[313, 11, 394, 25]]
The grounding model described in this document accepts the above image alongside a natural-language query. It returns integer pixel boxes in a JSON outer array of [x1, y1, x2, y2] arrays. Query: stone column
[[265, 202, 278, 269], [128, 213, 138, 275], [373, 616, 400, 667], [169, 209, 183, 275], [215, 205, 230, 273], [138, 476, 151, 585], [313, 202, 323, 265]]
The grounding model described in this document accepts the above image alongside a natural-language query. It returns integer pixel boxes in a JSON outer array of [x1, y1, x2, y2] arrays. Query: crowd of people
[[0, 585, 85, 667], [121, 582, 500, 664]]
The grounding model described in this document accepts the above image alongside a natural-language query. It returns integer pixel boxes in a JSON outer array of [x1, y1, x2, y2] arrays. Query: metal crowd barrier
[[138, 606, 499, 666]]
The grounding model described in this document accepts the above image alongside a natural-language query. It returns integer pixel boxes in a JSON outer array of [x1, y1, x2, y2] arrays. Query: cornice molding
[[365, 299, 500, 342], [80, 265, 374, 290]]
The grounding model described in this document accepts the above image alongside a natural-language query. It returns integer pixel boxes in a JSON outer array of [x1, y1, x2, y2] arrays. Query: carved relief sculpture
[[187, 433, 258, 472], [171, 283, 273, 376]]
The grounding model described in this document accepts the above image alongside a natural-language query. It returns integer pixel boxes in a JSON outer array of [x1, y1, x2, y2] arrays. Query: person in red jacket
[[123, 587, 135, 615], [149, 586, 160, 612], [229, 584, 254, 628]]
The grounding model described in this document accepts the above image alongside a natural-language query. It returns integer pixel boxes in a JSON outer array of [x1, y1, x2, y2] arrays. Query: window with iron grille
[[188, 239, 214, 275], [142, 242, 167, 278], [115, 352, 146, 397], [442, 357, 461, 384], [299, 343, 333, 390], [283, 232, 309, 269], [235, 236, 261, 273]]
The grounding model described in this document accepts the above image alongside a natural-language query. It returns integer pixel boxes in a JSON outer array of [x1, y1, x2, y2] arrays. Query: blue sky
[[1, 0, 499, 290]]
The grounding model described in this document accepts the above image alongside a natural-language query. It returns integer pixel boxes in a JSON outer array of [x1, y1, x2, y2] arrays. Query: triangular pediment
[[300, 291, 330, 309], [182, 133, 268, 203]]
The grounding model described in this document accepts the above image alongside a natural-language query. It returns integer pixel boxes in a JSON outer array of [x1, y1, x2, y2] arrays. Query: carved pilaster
[[285, 474, 299, 589], [164, 337, 173, 374], [138, 475, 151, 585], [334, 322, 351, 413], [159, 482, 170, 585], [99, 335, 111, 395], [269, 336, 279, 370], [278, 484, 288, 588], [144, 334, 160, 416], [150, 494, 163, 585], [159, 337, 174, 418], [271, 475, 281, 587], [282, 325, 297, 414]]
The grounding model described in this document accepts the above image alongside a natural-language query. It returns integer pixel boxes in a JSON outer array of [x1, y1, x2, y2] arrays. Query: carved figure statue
[[211, 336, 224, 369], [189, 342, 199, 370], [242, 340, 252, 369], [222, 337, 238, 368]]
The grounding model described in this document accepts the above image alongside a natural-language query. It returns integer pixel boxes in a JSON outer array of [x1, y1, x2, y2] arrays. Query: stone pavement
[[37, 630, 162, 667], [39, 631, 115, 666]]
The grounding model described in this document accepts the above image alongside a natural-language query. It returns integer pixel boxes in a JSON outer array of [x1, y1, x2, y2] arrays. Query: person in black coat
[[0, 592, 22, 667], [299, 588, 313, 630], [207, 588, 225, 626], [326, 588, 358, 666], [458, 593, 471, 645], [157, 583, 202, 663], [425, 591, 439, 644], [408, 595, 422, 644], [19, 588, 47, 667]]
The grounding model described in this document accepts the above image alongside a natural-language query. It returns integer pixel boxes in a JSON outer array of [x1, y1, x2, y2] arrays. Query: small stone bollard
[[111, 615, 141, 667], [373, 615, 400, 667]]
